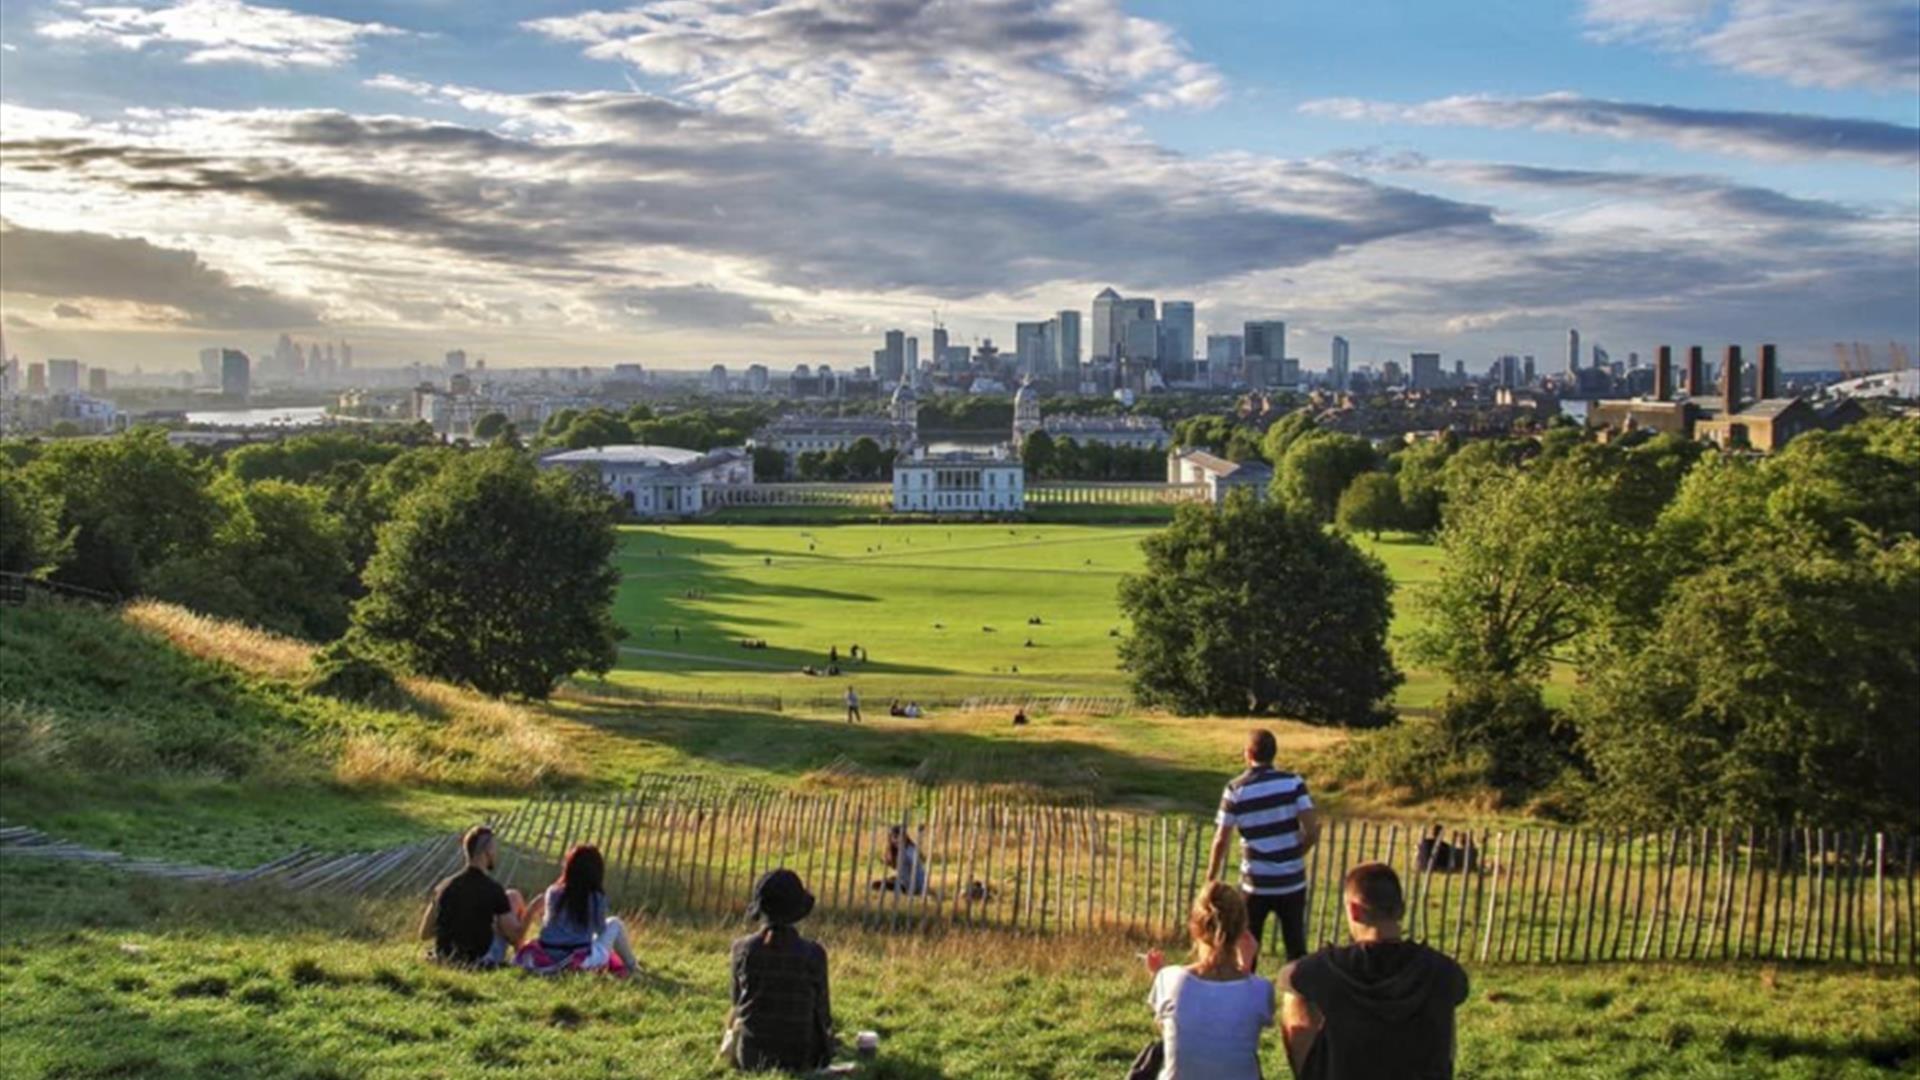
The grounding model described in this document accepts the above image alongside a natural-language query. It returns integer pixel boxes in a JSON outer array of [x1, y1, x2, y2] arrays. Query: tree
[[351, 450, 622, 698], [1336, 472, 1402, 540], [473, 412, 510, 442], [844, 437, 888, 481], [751, 445, 788, 481], [1117, 493, 1400, 725], [0, 466, 67, 577], [560, 410, 632, 449], [224, 433, 402, 485], [1259, 409, 1317, 463], [149, 477, 355, 640], [1274, 432, 1377, 522], [1574, 536, 1920, 831], [24, 429, 217, 596], [1020, 429, 1057, 477], [1390, 436, 1453, 535]]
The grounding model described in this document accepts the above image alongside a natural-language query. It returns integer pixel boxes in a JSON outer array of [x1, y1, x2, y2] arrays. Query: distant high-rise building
[[1159, 301, 1195, 372], [220, 349, 251, 400], [931, 326, 950, 370], [27, 363, 46, 394], [880, 329, 906, 384], [1523, 355, 1536, 383], [1330, 336, 1351, 392], [1051, 310, 1081, 382], [1015, 321, 1053, 379], [88, 368, 108, 394], [1122, 318, 1160, 364], [746, 364, 770, 394], [612, 363, 645, 383], [1497, 354, 1520, 388], [942, 345, 970, 370], [1567, 329, 1580, 374], [199, 347, 222, 387], [1092, 287, 1123, 362], [47, 359, 81, 393], [905, 336, 919, 374], [339, 341, 353, 371], [707, 364, 729, 394], [445, 349, 468, 373], [1410, 352, 1442, 390], [1206, 334, 1244, 386], [1243, 320, 1286, 385]]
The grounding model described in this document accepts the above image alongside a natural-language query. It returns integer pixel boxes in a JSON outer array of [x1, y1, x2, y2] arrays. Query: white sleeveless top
[[1148, 966, 1274, 1080]]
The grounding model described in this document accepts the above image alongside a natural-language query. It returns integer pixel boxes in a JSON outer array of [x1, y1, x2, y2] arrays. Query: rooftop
[[541, 444, 745, 473]]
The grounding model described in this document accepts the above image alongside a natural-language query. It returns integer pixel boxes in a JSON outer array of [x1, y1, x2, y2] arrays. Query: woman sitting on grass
[[1138, 883, 1274, 1080], [515, 844, 638, 975], [724, 869, 835, 1072], [869, 826, 929, 896]]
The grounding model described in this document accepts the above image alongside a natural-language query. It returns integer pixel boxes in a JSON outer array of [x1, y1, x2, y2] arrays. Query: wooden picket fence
[[468, 778, 1917, 966]]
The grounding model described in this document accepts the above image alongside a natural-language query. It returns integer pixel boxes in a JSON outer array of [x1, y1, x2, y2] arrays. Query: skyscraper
[[932, 326, 949, 367], [221, 349, 251, 400], [199, 347, 222, 387], [1051, 310, 1081, 382], [1567, 329, 1580, 374], [1410, 352, 1442, 389], [1243, 320, 1286, 385], [904, 336, 919, 374], [1159, 301, 1195, 372], [1330, 335, 1351, 391], [26, 363, 45, 394], [1206, 334, 1243, 385], [445, 349, 468, 373], [47, 359, 81, 393], [881, 329, 906, 384], [88, 368, 108, 394], [1091, 287, 1122, 362], [1015, 321, 1053, 379]]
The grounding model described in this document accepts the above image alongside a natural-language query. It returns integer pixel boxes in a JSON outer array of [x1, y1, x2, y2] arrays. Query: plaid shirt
[[731, 928, 833, 1071]]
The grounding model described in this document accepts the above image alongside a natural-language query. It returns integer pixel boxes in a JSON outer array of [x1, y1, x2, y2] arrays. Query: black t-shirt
[[1291, 940, 1469, 1080], [433, 867, 510, 964]]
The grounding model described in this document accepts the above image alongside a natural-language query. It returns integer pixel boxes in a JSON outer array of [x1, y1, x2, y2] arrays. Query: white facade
[[757, 414, 914, 456], [1168, 448, 1272, 505], [893, 451, 1025, 514], [540, 444, 752, 519], [1042, 414, 1167, 449]]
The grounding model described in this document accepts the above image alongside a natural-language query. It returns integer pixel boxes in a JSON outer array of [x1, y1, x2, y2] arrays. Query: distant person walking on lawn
[[1276, 862, 1468, 1080], [845, 686, 862, 724], [1207, 729, 1320, 964], [419, 825, 524, 967]]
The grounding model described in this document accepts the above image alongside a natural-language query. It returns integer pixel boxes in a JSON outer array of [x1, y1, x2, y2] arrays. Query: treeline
[[530, 404, 773, 452], [0, 429, 622, 700], [1019, 431, 1163, 481]]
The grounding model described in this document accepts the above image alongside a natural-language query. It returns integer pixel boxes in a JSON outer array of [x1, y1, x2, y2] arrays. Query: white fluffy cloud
[[1583, 0, 1920, 91], [37, 0, 402, 68]]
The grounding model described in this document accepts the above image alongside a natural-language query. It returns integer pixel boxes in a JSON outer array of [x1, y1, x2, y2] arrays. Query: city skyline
[[0, 0, 1915, 373]]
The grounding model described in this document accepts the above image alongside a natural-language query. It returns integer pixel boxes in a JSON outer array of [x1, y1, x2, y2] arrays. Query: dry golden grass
[[122, 600, 314, 680]]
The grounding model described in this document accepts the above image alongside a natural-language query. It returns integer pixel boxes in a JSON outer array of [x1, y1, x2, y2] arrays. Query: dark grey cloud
[[1303, 93, 1920, 166], [0, 220, 319, 329], [598, 283, 776, 329], [2, 106, 1494, 298], [1442, 163, 1864, 222], [52, 302, 94, 319]]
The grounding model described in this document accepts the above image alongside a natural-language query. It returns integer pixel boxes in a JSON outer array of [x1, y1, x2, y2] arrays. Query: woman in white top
[[1144, 882, 1275, 1080]]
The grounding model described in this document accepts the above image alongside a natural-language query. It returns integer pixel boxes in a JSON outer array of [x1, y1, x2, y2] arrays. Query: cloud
[[1417, 162, 1865, 223], [52, 302, 94, 319], [1583, 0, 1920, 91], [1301, 92, 1920, 166], [598, 283, 776, 329], [37, 0, 402, 68], [5, 315, 44, 330], [0, 220, 320, 328], [524, 0, 1222, 150]]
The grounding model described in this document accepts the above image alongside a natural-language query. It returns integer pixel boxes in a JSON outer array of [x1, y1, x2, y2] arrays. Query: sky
[[0, 0, 1915, 373]]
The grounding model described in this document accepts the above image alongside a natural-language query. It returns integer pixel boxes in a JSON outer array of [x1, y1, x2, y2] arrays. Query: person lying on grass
[[419, 825, 525, 968], [1134, 883, 1274, 1080], [1276, 861, 1469, 1080], [514, 844, 640, 975], [724, 869, 836, 1073]]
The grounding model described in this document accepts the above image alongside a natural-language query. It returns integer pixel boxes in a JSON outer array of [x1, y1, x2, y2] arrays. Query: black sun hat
[[747, 868, 816, 926]]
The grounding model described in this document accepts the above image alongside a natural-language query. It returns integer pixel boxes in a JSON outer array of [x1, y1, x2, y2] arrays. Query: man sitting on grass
[[419, 825, 525, 967], [1277, 862, 1469, 1079]]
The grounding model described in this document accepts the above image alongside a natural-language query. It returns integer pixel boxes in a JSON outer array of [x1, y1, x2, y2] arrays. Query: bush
[[302, 639, 404, 709]]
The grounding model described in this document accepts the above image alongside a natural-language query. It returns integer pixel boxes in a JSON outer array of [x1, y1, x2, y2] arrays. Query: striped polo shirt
[[1216, 765, 1314, 896]]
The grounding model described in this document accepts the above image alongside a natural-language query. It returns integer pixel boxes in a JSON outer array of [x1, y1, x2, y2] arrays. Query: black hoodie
[[1290, 940, 1469, 1080]]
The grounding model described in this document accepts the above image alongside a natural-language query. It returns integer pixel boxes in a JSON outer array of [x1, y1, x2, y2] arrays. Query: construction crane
[[1833, 342, 1855, 377], [1890, 342, 1912, 373]]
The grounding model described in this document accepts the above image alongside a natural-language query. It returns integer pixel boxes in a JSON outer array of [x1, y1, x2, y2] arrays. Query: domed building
[[890, 380, 919, 427], [1011, 378, 1042, 446]]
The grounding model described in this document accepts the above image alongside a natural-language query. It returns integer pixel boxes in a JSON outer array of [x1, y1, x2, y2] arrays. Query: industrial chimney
[[1685, 346, 1706, 398], [1654, 345, 1673, 402], [1723, 345, 1742, 415], [1758, 343, 1779, 400]]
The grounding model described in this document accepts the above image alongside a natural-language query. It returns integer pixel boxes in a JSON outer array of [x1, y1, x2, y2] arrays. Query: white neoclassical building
[[539, 444, 752, 518], [892, 447, 1025, 514], [1167, 447, 1272, 504]]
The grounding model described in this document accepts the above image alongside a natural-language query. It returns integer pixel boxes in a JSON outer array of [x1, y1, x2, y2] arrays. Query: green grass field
[[606, 524, 1455, 710]]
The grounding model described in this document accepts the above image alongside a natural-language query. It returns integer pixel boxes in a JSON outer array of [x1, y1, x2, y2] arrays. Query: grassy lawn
[[607, 524, 1460, 710], [3, 860, 1914, 1080]]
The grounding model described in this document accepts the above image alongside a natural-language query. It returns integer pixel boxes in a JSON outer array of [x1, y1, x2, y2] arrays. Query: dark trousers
[[1246, 888, 1309, 963]]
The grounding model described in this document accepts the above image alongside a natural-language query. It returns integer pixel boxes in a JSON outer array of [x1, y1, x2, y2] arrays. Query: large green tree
[[1336, 472, 1403, 540], [149, 477, 355, 640], [1117, 493, 1400, 725], [0, 466, 68, 578], [24, 429, 217, 596], [351, 449, 622, 698], [1274, 432, 1378, 523]]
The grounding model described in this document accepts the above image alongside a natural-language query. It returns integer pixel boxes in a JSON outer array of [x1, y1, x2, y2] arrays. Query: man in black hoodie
[[1277, 861, 1469, 1079]]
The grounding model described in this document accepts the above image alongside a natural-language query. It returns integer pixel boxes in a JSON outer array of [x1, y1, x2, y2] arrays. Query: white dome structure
[[1011, 377, 1042, 446]]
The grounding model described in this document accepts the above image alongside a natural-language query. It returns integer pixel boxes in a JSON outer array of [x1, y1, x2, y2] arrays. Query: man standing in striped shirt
[[1207, 729, 1321, 963]]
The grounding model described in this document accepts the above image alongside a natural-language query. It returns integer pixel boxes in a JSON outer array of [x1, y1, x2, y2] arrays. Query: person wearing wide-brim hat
[[723, 869, 835, 1072]]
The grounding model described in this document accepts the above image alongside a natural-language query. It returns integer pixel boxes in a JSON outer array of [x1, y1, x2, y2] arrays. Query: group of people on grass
[[421, 728, 1467, 1077]]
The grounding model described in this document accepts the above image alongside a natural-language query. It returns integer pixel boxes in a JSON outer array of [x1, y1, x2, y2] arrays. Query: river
[[183, 405, 332, 427]]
